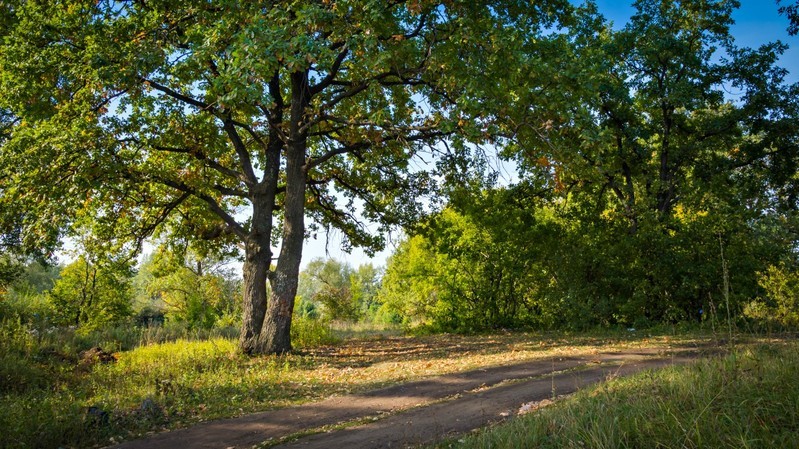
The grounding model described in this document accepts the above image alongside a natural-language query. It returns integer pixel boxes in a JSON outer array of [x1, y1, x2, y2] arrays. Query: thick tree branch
[[305, 142, 369, 170], [142, 78, 212, 111], [140, 79, 260, 186], [212, 184, 248, 198], [311, 67, 425, 124], [310, 46, 350, 96]]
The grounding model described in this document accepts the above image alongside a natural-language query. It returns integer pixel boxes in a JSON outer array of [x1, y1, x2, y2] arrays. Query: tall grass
[[0, 331, 311, 449], [0, 303, 294, 448], [0, 312, 390, 448], [291, 316, 340, 348], [434, 342, 799, 449]]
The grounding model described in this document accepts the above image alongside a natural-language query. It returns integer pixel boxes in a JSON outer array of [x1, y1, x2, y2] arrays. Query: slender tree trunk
[[239, 191, 275, 354], [260, 70, 310, 354], [657, 107, 675, 218]]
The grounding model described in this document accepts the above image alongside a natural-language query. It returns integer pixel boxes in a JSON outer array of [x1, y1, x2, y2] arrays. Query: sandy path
[[111, 347, 702, 449]]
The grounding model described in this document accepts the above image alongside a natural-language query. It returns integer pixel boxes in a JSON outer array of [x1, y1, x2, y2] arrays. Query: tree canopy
[[0, 0, 570, 353]]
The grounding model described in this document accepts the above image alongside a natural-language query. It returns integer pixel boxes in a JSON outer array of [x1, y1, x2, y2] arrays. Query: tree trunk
[[262, 264, 300, 353], [239, 237, 271, 354], [260, 70, 310, 354], [260, 157, 305, 353], [657, 106, 675, 219], [239, 234, 272, 354], [239, 182, 277, 354]]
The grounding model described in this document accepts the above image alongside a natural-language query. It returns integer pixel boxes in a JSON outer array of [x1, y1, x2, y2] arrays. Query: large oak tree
[[0, 0, 567, 353]]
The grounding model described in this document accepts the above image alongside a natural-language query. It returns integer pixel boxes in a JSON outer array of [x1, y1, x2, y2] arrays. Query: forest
[[1, 0, 799, 447]]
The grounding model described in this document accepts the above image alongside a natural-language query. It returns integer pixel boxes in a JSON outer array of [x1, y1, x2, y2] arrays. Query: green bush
[[290, 315, 339, 348], [744, 264, 799, 330]]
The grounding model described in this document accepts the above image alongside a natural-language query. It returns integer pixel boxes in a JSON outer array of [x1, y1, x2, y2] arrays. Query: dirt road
[[111, 347, 704, 449]]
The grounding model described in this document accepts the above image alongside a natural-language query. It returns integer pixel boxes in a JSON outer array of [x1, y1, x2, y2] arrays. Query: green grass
[[432, 341, 799, 449]]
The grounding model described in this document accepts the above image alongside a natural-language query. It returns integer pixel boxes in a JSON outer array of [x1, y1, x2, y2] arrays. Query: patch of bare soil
[[110, 346, 706, 449]]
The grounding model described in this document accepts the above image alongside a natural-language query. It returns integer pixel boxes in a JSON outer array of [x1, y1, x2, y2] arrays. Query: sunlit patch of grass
[[292, 316, 340, 348], [432, 341, 799, 449]]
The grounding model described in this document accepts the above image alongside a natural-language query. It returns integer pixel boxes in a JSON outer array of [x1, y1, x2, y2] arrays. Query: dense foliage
[[379, 0, 799, 332], [1, 1, 798, 447]]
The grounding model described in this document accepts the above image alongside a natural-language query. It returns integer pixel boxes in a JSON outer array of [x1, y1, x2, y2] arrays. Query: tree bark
[[260, 155, 305, 353], [239, 233, 271, 354], [239, 182, 278, 354], [260, 70, 311, 354]]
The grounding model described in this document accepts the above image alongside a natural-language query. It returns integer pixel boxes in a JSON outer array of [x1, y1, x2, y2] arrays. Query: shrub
[[290, 315, 339, 348], [744, 264, 799, 330]]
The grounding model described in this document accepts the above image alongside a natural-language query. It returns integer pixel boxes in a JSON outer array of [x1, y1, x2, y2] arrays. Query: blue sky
[[595, 0, 798, 82], [309, 0, 799, 269]]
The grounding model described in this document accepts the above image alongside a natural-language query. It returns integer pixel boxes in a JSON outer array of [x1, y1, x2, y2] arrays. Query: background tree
[[296, 258, 381, 321], [743, 263, 799, 329], [380, 0, 799, 331], [48, 256, 133, 331], [376, 235, 442, 327], [350, 263, 382, 319], [0, 255, 23, 298], [377, 182, 558, 331], [136, 246, 240, 329], [0, 0, 570, 354], [7, 260, 61, 297], [494, 0, 799, 326], [780, 0, 799, 34]]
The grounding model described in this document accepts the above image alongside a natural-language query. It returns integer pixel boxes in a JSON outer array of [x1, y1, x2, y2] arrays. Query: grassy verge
[[0, 324, 700, 449], [432, 341, 799, 449]]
